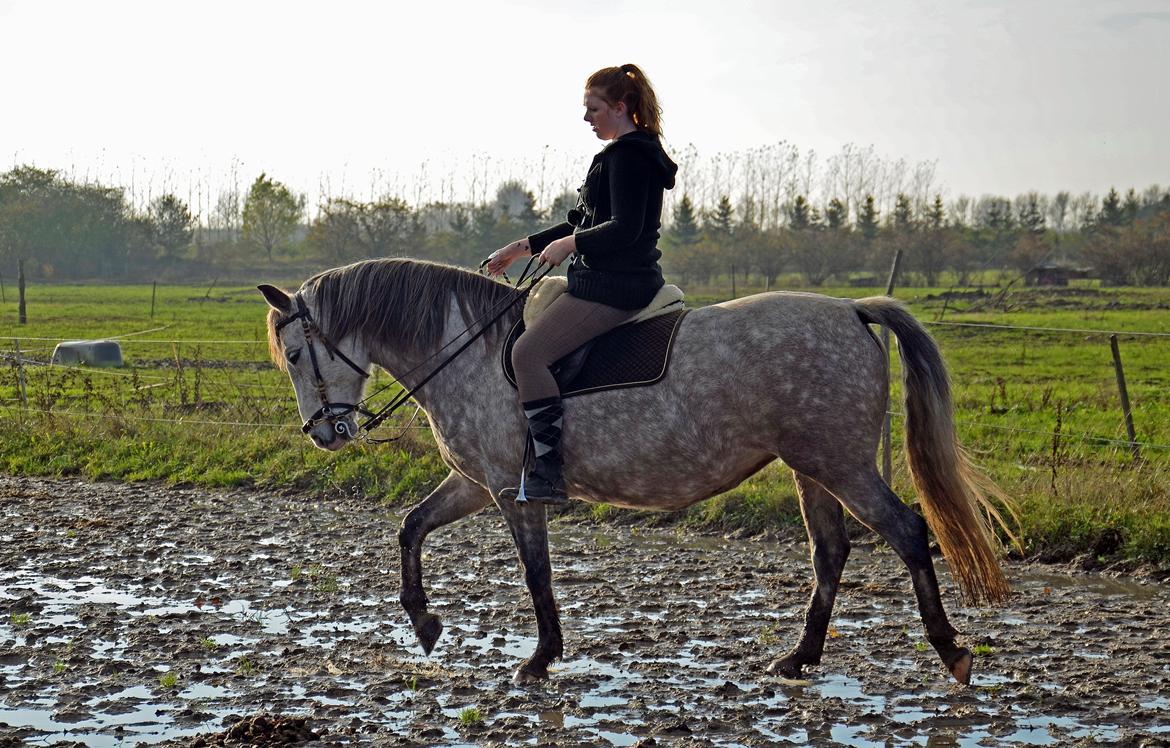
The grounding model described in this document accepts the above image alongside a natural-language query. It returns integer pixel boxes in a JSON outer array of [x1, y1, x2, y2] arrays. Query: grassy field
[[2, 277, 1168, 567]]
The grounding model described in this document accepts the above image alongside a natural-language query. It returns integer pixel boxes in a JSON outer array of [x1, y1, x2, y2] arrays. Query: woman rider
[[486, 63, 678, 504]]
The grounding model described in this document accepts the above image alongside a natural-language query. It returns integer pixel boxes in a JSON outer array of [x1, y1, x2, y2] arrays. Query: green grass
[[458, 707, 483, 727], [2, 281, 1169, 565], [234, 656, 259, 676]]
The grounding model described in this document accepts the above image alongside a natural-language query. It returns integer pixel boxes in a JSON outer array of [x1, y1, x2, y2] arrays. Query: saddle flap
[[550, 339, 597, 389], [502, 309, 688, 398]]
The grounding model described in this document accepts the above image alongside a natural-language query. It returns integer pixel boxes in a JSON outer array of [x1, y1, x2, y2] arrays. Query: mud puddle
[[1, 475, 1169, 746]]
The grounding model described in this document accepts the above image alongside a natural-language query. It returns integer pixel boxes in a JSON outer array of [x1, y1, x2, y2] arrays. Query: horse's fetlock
[[400, 590, 427, 612]]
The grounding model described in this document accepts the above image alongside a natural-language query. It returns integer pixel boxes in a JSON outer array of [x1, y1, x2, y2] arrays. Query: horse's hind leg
[[817, 467, 972, 684], [768, 471, 850, 679], [399, 470, 493, 655], [495, 496, 563, 685]]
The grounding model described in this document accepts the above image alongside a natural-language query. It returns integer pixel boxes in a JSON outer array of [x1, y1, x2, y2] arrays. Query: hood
[[607, 130, 679, 190]]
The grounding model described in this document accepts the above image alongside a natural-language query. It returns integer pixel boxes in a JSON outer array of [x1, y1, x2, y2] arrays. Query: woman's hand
[[485, 239, 529, 276], [539, 235, 576, 267]]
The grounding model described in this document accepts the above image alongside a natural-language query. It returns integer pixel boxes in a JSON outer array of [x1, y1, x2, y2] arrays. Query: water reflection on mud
[[1, 475, 1168, 746]]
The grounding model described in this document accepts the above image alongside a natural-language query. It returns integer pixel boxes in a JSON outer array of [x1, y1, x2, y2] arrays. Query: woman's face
[[583, 89, 628, 141]]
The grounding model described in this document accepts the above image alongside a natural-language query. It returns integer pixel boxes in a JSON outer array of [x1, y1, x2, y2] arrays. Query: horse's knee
[[398, 508, 430, 550]]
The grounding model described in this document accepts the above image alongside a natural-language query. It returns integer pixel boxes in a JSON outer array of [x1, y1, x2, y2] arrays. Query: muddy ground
[[1, 475, 1168, 747]]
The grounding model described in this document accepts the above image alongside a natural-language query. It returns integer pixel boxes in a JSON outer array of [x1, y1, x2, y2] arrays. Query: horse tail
[[854, 296, 1014, 606]]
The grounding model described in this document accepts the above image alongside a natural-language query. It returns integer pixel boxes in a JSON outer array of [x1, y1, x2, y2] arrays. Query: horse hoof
[[767, 656, 803, 679], [415, 613, 443, 656], [512, 664, 549, 686], [948, 648, 973, 686]]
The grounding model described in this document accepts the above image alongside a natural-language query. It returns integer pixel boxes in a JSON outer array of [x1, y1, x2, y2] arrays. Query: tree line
[[1, 163, 1167, 287]]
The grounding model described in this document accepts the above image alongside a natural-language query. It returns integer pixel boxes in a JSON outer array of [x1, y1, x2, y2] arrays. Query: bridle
[[275, 257, 554, 444], [274, 294, 373, 439]]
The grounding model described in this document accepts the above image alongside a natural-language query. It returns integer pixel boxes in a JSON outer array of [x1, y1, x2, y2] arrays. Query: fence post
[[14, 339, 28, 409], [881, 249, 903, 484], [150, 281, 157, 319], [18, 258, 27, 324], [1109, 334, 1141, 462]]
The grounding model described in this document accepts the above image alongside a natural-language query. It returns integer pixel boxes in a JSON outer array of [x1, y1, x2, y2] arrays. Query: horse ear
[[257, 284, 292, 313]]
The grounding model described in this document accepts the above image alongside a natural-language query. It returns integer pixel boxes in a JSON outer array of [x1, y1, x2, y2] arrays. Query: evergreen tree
[[671, 194, 700, 245], [1123, 188, 1141, 224], [789, 195, 812, 231], [925, 195, 946, 230], [707, 194, 735, 238], [892, 193, 914, 231], [981, 198, 1015, 231], [1017, 194, 1046, 234], [1100, 188, 1124, 227], [824, 198, 847, 230], [856, 195, 879, 243]]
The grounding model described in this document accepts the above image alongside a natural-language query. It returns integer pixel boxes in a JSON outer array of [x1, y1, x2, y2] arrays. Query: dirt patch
[[1, 475, 1169, 746], [190, 714, 320, 746]]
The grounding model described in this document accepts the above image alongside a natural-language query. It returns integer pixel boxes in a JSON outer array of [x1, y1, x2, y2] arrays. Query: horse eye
[[287, 348, 302, 364]]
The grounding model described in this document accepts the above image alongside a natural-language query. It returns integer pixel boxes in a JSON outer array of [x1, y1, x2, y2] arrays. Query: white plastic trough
[[51, 340, 124, 367]]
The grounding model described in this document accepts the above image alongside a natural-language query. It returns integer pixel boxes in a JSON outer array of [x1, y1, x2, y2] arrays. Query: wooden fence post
[[15, 339, 28, 409], [1109, 334, 1141, 462], [18, 259, 27, 324], [881, 249, 903, 484]]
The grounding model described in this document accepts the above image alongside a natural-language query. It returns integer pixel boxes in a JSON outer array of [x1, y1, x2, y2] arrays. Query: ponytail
[[586, 63, 663, 137]]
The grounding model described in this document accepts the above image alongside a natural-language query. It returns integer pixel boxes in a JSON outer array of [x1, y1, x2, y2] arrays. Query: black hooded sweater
[[527, 130, 678, 310]]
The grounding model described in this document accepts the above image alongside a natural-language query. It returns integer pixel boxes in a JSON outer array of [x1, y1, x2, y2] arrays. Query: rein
[[277, 257, 553, 443], [357, 257, 552, 442]]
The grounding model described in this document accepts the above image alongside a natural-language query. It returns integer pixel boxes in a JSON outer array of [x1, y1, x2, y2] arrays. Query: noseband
[[274, 294, 372, 438]]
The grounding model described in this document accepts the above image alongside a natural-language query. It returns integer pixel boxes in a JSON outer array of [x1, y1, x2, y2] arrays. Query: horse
[[258, 257, 1011, 687]]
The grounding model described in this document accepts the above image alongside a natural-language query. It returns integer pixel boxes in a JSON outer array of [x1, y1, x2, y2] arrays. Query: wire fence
[[3, 319, 1168, 344], [2, 315, 1166, 459], [925, 321, 1170, 338]]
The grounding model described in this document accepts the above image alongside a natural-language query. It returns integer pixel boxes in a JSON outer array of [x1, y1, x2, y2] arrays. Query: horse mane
[[267, 258, 521, 366]]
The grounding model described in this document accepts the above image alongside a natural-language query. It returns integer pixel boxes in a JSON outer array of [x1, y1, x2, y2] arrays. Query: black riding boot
[[502, 396, 568, 505]]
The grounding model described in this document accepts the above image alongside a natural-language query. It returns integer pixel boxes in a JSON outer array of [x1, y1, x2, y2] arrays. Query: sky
[[1, 0, 1167, 211]]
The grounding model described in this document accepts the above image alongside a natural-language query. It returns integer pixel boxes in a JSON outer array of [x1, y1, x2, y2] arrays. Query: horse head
[[259, 283, 371, 451]]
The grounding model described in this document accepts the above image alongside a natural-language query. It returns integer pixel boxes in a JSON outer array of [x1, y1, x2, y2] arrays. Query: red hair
[[586, 64, 663, 137]]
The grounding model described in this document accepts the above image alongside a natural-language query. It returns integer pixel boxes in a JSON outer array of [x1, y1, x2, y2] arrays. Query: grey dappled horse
[[259, 258, 1010, 686]]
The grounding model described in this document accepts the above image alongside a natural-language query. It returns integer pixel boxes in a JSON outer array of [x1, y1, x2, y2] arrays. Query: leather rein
[[275, 258, 553, 443]]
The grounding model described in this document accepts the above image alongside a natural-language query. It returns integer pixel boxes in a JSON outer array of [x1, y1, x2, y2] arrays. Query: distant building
[[1025, 261, 1090, 287]]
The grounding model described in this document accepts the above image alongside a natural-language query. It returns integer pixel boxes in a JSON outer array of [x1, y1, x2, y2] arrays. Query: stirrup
[[501, 469, 568, 505]]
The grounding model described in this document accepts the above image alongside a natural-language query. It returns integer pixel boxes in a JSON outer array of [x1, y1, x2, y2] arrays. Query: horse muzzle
[[303, 403, 369, 450], [307, 420, 354, 451]]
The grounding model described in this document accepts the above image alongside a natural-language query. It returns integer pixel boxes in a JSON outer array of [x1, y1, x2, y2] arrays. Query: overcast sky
[[1, 0, 1167, 209]]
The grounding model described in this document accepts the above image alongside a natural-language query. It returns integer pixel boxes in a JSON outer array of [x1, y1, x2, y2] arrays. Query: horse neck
[[367, 294, 511, 414]]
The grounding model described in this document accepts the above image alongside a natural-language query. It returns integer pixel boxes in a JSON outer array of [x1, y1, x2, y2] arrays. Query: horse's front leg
[[496, 496, 563, 684], [399, 470, 493, 654]]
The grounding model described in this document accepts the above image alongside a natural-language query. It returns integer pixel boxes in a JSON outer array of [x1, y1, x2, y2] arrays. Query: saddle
[[502, 279, 689, 398]]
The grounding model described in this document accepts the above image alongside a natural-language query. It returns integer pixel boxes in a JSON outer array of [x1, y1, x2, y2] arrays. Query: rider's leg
[[505, 293, 633, 503]]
